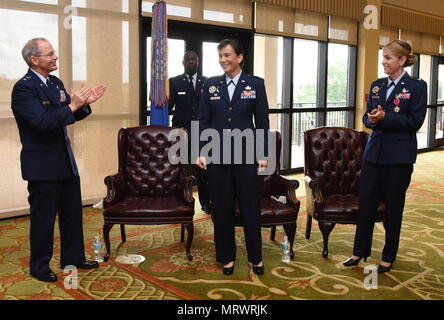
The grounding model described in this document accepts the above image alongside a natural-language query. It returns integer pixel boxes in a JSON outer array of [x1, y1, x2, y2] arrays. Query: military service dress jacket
[[363, 72, 427, 164], [11, 69, 91, 181]]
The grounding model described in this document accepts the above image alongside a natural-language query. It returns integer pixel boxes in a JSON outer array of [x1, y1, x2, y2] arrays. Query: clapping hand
[[367, 105, 385, 124], [69, 83, 107, 113], [85, 85, 107, 104], [69, 83, 92, 112]]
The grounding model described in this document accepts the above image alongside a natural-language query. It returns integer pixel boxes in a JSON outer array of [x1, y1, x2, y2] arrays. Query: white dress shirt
[[30, 68, 49, 86], [187, 73, 197, 90], [386, 71, 406, 101], [226, 70, 242, 101]]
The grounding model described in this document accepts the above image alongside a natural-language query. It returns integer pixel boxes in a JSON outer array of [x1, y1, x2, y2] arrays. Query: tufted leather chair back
[[304, 127, 368, 196], [117, 125, 187, 197]]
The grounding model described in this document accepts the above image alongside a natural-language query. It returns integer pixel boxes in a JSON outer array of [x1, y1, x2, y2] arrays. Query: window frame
[[257, 33, 357, 173]]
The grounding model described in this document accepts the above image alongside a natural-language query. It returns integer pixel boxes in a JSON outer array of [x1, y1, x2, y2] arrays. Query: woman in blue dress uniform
[[197, 39, 270, 275], [344, 40, 427, 273]]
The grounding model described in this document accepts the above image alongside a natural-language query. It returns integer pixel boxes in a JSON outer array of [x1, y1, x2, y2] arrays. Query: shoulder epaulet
[[410, 76, 423, 82], [21, 75, 32, 82], [375, 77, 387, 84], [247, 74, 265, 82]]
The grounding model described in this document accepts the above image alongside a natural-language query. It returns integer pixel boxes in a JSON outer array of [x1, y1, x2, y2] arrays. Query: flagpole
[[149, 0, 169, 126]]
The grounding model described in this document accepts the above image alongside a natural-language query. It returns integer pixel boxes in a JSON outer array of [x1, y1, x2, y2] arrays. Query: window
[[293, 39, 318, 108], [253, 34, 356, 171], [326, 43, 351, 128], [327, 43, 348, 108], [202, 42, 220, 78]]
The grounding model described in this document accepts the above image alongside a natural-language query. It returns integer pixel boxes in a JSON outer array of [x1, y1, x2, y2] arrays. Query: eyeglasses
[[35, 52, 57, 58]]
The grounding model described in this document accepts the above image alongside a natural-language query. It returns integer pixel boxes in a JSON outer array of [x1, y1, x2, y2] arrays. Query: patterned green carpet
[[0, 149, 443, 300]]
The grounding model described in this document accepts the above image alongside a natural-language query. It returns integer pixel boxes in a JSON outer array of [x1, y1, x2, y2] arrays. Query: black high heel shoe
[[377, 263, 392, 273], [222, 262, 235, 275], [252, 263, 264, 275], [343, 256, 368, 267]]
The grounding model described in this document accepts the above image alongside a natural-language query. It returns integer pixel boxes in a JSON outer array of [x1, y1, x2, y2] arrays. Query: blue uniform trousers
[[28, 176, 86, 274], [353, 161, 413, 263], [208, 164, 263, 265]]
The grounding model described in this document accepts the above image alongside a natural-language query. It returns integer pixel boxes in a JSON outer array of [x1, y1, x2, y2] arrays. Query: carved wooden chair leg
[[103, 222, 114, 262], [305, 214, 312, 239], [120, 224, 126, 243], [319, 222, 335, 258], [185, 222, 194, 261], [270, 226, 276, 241]]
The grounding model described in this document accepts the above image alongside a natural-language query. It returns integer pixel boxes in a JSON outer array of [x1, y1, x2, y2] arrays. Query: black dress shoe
[[343, 256, 367, 267], [252, 264, 264, 275], [31, 270, 58, 282], [377, 263, 392, 273], [62, 260, 99, 270], [222, 263, 235, 275]]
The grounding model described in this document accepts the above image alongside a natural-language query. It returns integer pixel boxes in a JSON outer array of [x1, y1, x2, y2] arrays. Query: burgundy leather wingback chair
[[102, 125, 195, 262], [234, 131, 300, 259], [304, 127, 385, 258]]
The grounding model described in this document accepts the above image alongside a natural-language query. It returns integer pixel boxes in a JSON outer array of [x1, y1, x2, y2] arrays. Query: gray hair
[[22, 38, 48, 67]]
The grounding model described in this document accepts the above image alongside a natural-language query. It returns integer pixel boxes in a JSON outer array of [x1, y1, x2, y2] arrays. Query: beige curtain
[[381, 4, 444, 38], [254, 0, 364, 20], [329, 16, 358, 45], [400, 30, 440, 56], [256, 3, 328, 40], [0, 0, 139, 218]]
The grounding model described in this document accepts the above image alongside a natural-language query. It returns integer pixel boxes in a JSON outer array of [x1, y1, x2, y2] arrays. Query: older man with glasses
[[11, 37, 106, 282]]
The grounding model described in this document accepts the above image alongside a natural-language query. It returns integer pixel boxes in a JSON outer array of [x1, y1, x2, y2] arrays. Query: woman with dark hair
[[344, 39, 427, 273], [197, 39, 270, 275]]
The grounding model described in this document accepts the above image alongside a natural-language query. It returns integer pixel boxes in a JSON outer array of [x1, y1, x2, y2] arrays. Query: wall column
[[355, 0, 382, 131]]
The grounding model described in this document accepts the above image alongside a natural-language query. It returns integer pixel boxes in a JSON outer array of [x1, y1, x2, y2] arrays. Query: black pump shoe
[[343, 256, 367, 267], [377, 263, 392, 273], [252, 263, 264, 275], [222, 263, 235, 275]]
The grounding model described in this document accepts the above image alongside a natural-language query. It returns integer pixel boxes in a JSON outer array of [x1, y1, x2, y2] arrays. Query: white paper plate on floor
[[115, 254, 145, 264]]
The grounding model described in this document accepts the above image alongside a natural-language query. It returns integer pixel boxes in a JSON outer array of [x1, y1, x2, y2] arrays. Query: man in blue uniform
[[169, 51, 210, 213], [11, 38, 106, 282]]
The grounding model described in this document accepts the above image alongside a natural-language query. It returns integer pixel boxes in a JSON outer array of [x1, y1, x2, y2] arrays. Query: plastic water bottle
[[94, 235, 104, 263], [281, 236, 290, 263]]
